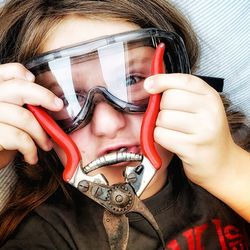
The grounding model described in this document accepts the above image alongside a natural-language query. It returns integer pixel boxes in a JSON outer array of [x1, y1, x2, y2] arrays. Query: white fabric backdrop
[[170, 0, 250, 120]]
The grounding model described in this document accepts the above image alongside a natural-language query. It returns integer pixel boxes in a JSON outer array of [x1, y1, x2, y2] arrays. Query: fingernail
[[144, 77, 154, 92], [45, 140, 54, 151], [54, 97, 63, 108], [25, 72, 35, 82], [29, 155, 38, 165]]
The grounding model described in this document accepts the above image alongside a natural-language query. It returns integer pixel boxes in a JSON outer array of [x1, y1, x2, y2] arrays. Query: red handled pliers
[[123, 43, 164, 196], [27, 44, 166, 250], [26, 43, 165, 197]]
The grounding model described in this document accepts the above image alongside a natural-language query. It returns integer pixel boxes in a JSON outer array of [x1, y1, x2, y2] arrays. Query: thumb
[[144, 73, 209, 95]]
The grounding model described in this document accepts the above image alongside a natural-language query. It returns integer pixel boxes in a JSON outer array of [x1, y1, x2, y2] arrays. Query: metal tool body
[[27, 43, 166, 249], [77, 180, 164, 250]]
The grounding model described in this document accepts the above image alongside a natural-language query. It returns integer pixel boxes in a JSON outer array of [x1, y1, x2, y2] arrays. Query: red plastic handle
[[26, 104, 81, 182], [140, 43, 165, 170]]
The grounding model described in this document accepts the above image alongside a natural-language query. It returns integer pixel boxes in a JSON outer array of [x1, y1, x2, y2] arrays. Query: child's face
[[42, 16, 173, 198]]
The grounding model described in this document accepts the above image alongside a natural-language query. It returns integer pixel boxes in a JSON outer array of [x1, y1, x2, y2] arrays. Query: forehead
[[42, 16, 140, 53]]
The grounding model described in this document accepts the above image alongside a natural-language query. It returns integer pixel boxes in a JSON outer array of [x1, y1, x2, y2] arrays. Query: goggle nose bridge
[[85, 86, 146, 114], [86, 89, 127, 126], [85, 86, 128, 116], [87, 86, 125, 109], [69, 86, 145, 132]]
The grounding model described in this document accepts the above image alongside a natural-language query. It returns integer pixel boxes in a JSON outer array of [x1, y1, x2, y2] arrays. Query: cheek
[[156, 145, 174, 171], [125, 114, 144, 143], [53, 143, 67, 165], [69, 127, 95, 164], [52, 127, 92, 166], [129, 113, 144, 133], [70, 129, 90, 147]]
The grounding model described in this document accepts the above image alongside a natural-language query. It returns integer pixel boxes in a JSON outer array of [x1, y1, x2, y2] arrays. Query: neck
[[140, 167, 168, 200]]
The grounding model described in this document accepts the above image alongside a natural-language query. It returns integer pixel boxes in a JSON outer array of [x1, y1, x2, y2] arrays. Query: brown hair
[[0, 0, 199, 68], [0, 0, 248, 244]]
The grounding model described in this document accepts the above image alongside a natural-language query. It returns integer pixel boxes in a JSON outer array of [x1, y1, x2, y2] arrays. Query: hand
[[0, 63, 63, 168], [144, 73, 237, 187]]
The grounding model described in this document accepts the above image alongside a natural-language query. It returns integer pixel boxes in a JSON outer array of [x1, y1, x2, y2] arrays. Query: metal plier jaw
[[68, 153, 156, 198], [124, 155, 156, 197], [68, 160, 108, 187]]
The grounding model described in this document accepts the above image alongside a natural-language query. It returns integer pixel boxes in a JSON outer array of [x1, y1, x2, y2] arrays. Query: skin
[[0, 63, 59, 166], [145, 74, 250, 221], [0, 16, 249, 219]]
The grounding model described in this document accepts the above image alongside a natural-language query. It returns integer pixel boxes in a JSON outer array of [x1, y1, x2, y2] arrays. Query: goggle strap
[[195, 75, 224, 92]]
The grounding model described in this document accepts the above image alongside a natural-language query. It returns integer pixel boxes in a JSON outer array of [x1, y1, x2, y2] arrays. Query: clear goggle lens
[[26, 28, 190, 133]]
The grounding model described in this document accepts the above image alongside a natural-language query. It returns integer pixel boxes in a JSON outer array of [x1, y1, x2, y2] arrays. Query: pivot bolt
[[78, 180, 89, 192], [115, 194, 123, 203], [127, 173, 137, 183], [92, 186, 103, 198]]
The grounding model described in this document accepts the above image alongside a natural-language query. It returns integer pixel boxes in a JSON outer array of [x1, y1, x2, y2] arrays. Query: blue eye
[[126, 75, 145, 86]]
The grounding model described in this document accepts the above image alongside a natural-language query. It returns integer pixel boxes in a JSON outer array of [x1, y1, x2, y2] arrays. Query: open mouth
[[82, 147, 143, 174]]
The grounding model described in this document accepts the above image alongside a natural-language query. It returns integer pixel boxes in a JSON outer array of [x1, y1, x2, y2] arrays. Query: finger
[[154, 126, 192, 157], [0, 102, 53, 151], [160, 89, 210, 113], [144, 73, 214, 95], [0, 63, 34, 82], [0, 79, 63, 111], [156, 110, 197, 134], [0, 123, 38, 165]]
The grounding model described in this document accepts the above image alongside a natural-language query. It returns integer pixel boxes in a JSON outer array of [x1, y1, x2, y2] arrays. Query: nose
[[90, 101, 126, 138]]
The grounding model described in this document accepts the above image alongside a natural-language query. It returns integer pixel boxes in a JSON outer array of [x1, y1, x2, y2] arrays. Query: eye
[[126, 75, 145, 86], [60, 92, 87, 106]]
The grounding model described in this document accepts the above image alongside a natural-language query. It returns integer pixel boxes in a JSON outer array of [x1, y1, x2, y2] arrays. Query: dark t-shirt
[[2, 160, 249, 249]]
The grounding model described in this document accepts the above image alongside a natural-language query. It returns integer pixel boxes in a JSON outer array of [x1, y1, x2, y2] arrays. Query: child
[[0, 0, 249, 249]]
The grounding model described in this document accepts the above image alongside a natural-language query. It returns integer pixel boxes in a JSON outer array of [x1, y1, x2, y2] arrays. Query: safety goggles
[[26, 28, 190, 133]]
